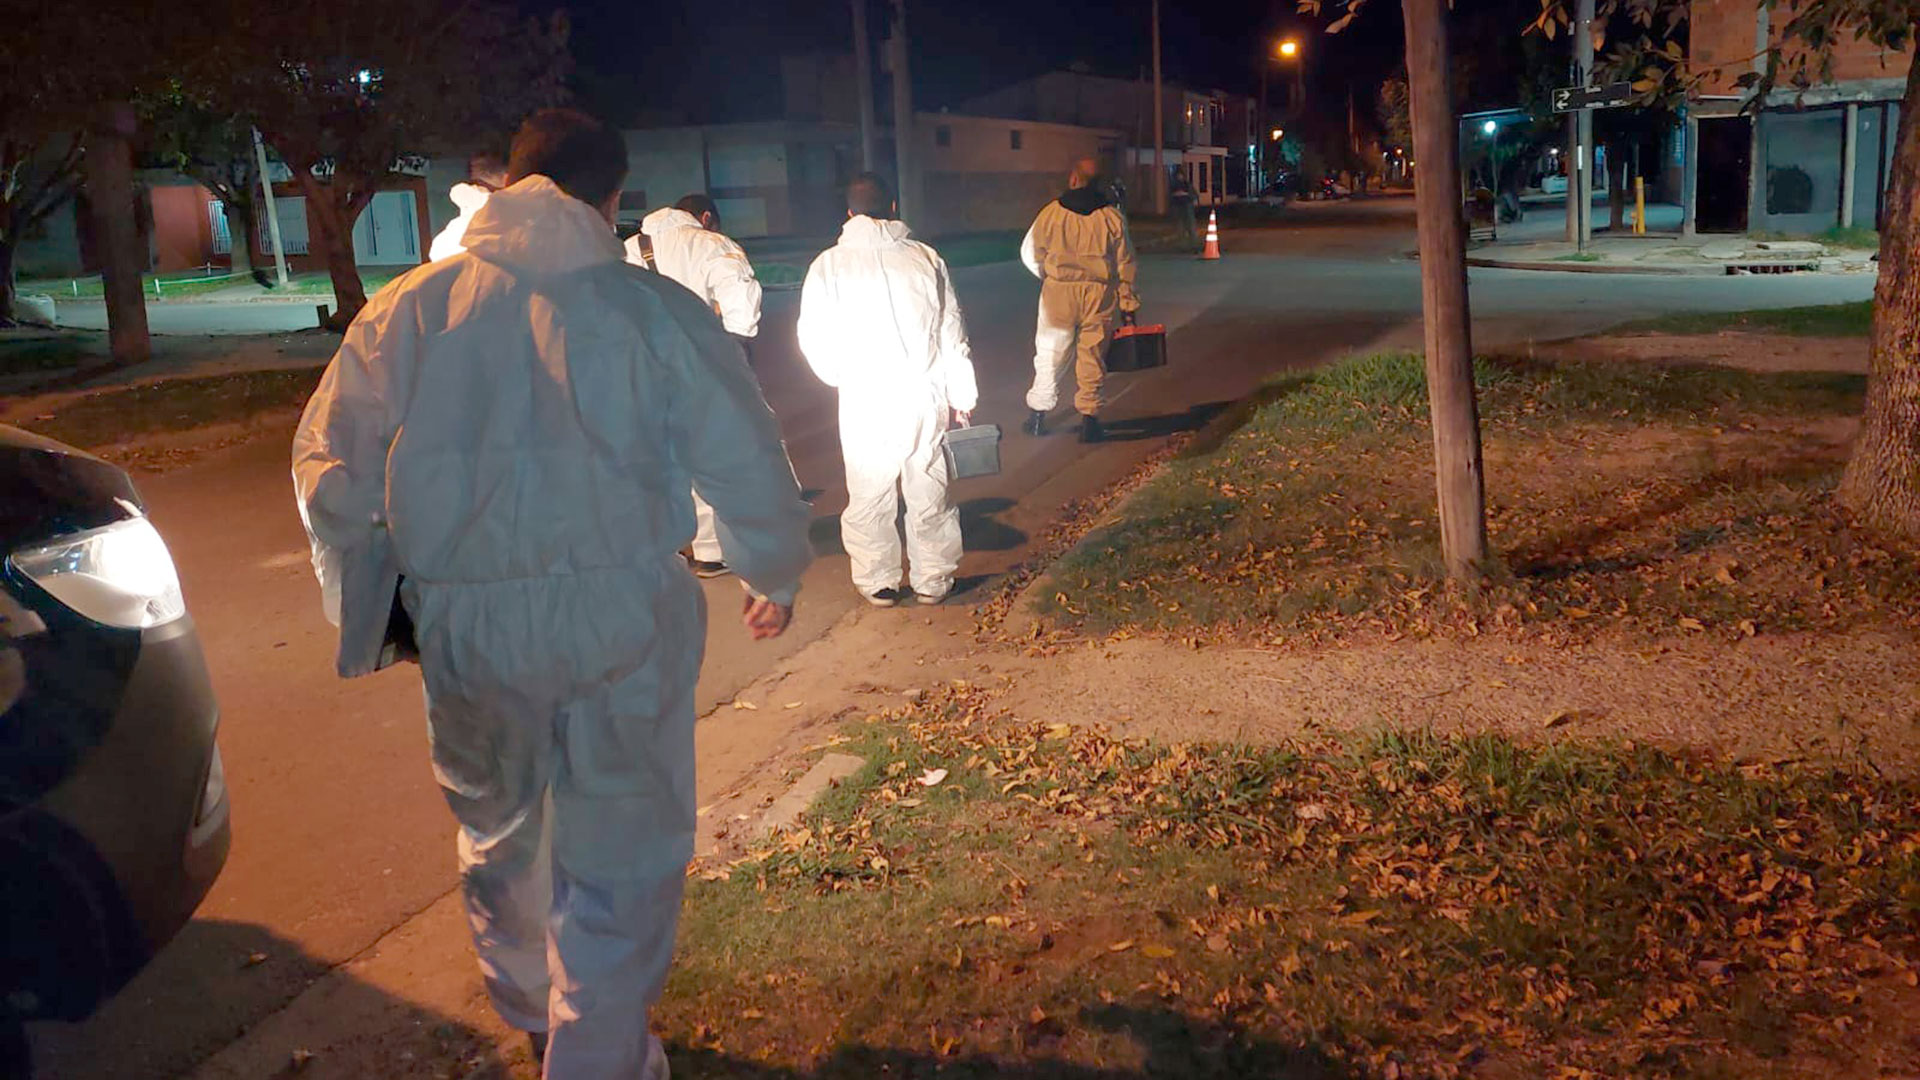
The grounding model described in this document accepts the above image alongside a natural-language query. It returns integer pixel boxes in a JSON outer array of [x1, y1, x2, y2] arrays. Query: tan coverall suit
[[1021, 193, 1140, 418]]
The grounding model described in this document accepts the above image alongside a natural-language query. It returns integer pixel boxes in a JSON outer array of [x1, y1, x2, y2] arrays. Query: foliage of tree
[[0, 7, 154, 324], [143, 87, 268, 280], [1376, 76, 1413, 152], [186, 0, 569, 326]]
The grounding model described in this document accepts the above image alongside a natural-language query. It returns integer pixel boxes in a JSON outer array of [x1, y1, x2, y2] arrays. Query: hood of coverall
[[1058, 184, 1111, 216], [640, 206, 707, 239], [837, 213, 913, 248], [448, 182, 492, 214], [461, 175, 624, 277]]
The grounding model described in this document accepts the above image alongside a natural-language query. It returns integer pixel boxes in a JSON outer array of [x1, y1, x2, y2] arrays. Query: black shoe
[[530, 1031, 549, 1064], [1078, 414, 1104, 444], [865, 586, 910, 608], [1023, 409, 1047, 437], [687, 558, 731, 579]]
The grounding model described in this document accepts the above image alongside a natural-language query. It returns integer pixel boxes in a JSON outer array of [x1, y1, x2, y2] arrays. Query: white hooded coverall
[[796, 214, 978, 598], [623, 207, 765, 565], [293, 177, 812, 1079], [427, 182, 493, 262]]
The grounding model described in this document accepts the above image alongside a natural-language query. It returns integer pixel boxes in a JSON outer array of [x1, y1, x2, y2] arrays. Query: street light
[[1259, 36, 1307, 192], [1482, 119, 1499, 135], [1270, 127, 1285, 141]]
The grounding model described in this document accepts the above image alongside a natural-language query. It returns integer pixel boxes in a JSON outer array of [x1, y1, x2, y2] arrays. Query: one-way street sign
[[1551, 82, 1636, 113]]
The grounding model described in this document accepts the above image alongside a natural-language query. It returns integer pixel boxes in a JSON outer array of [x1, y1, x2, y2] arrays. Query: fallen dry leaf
[[918, 768, 949, 787]]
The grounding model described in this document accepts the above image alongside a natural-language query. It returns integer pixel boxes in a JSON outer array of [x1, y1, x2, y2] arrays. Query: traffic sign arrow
[[1552, 81, 1636, 112]]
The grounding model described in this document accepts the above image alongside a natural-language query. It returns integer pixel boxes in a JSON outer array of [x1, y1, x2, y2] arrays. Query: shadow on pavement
[[663, 1004, 1357, 1079], [806, 497, 1032, 560], [958, 496, 1027, 552], [25, 919, 513, 1080], [1097, 401, 1232, 444]]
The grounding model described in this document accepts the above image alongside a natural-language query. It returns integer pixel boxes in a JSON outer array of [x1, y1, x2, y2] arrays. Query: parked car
[[1, 425, 230, 1076], [1314, 176, 1352, 200]]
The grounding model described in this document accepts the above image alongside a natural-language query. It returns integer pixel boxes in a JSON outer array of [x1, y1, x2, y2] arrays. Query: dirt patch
[[1549, 331, 1868, 374], [994, 626, 1920, 777]]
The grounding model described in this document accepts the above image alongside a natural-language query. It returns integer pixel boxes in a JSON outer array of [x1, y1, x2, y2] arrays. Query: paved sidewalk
[[1465, 198, 1878, 276]]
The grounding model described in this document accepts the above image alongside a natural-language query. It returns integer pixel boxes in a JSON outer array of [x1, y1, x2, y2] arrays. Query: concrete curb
[[1465, 256, 1725, 276]]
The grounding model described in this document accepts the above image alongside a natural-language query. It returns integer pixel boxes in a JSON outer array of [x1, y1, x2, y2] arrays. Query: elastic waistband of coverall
[[1041, 274, 1120, 291], [399, 553, 690, 591]]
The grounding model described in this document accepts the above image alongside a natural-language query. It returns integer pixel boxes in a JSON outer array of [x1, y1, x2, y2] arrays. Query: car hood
[[0, 424, 141, 553]]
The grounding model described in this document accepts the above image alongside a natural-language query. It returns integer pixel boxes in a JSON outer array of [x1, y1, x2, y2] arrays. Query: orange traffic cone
[[1200, 209, 1220, 260]]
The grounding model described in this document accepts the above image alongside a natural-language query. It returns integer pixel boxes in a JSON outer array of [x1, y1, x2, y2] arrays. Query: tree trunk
[[85, 103, 150, 367], [224, 199, 255, 279], [0, 237, 18, 327], [297, 173, 368, 328], [1402, 0, 1489, 579], [1839, 50, 1920, 543]]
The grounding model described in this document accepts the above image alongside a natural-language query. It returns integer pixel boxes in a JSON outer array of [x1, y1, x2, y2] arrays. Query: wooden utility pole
[[1400, 0, 1488, 578], [1151, 0, 1167, 214], [85, 102, 150, 368], [851, 0, 879, 171], [887, 0, 916, 222]]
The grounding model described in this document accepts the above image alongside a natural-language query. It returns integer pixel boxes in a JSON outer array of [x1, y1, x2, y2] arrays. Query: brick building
[[1686, 0, 1908, 234]]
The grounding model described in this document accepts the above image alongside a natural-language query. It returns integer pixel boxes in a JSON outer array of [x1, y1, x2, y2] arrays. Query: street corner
[[1465, 232, 1880, 277]]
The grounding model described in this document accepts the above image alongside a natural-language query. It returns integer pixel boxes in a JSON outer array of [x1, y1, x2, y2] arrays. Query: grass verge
[[1818, 225, 1880, 251], [1615, 302, 1873, 338], [1035, 351, 1914, 643], [664, 684, 1920, 1078], [12, 368, 324, 450]]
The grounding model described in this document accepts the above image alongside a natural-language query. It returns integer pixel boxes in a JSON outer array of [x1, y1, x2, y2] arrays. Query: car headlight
[[10, 516, 187, 629]]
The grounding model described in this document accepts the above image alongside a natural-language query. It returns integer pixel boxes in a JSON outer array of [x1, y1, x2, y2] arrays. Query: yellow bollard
[[1634, 176, 1646, 235]]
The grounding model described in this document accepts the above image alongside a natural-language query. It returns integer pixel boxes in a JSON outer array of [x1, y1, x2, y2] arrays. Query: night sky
[[543, 0, 1414, 125]]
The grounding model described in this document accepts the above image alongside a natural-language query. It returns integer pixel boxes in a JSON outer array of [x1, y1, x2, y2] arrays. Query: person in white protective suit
[[796, 172, 978, 607], [427, 153, 509, 262], [291, 109, 812, 1080], [624, 194, 765, 579], [1020, 157, 1140, 445]]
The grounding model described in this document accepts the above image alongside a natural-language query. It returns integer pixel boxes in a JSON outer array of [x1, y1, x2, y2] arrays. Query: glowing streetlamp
[[1259, 37, 1306, 192], [1270, 127, 1285, 141], [1482, 119, 1499, 136]]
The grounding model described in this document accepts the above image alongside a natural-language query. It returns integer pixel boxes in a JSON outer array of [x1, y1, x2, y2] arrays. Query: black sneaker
[[865, 587, 910, 607], [687, 558, 731, 579], [1078, 414, 1105, 444], [1023, 409, 1047, 437]]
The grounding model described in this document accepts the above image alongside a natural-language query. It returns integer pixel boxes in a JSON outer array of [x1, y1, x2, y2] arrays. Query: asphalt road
[[27, 198, 1875, 1077]]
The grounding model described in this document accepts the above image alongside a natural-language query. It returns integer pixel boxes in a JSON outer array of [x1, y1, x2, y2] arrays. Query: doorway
[[1695, 115, 1752, 234]]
